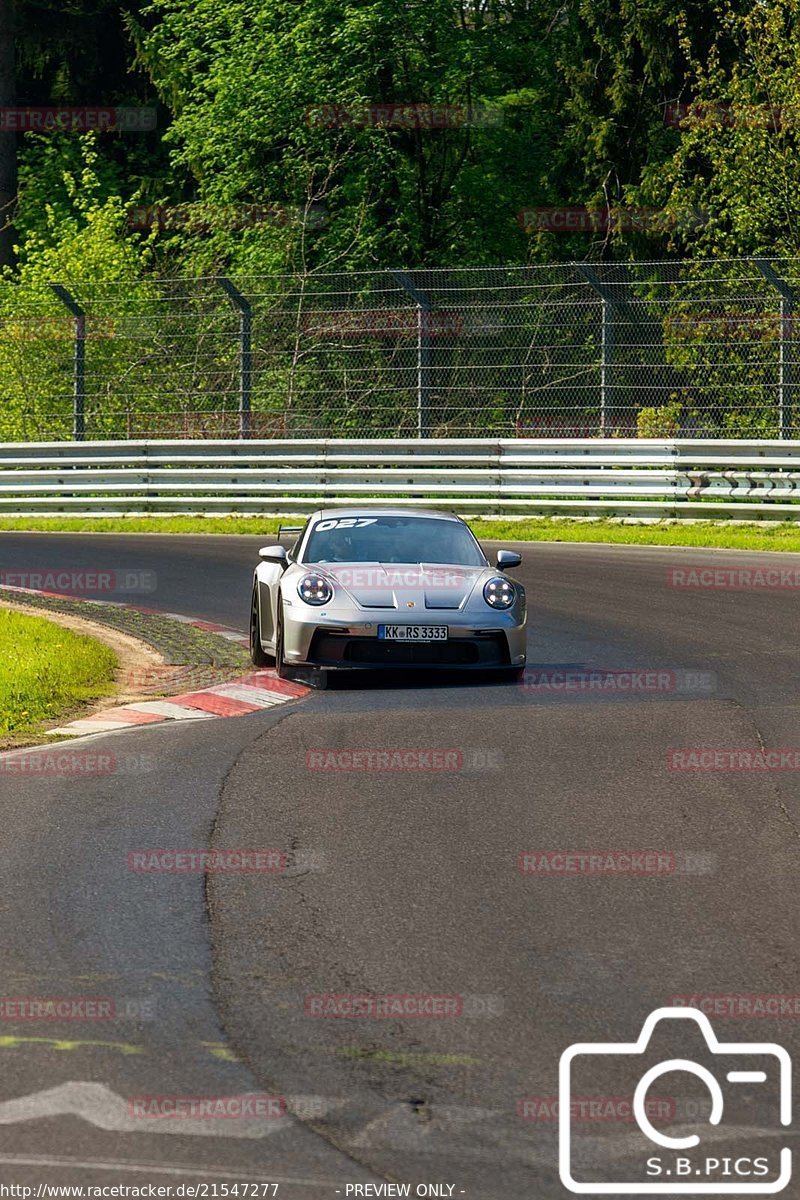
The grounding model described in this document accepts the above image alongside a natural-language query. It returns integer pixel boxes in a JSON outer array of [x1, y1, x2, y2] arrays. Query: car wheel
[[275, 604, 289, 678], [250, 585, 271, 667]]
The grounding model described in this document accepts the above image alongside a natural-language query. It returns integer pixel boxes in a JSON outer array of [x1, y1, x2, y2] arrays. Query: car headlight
[[297, 573, 333, 606], [483, 576, 515, 609]]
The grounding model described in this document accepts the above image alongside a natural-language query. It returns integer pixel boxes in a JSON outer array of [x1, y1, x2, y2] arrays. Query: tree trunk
[[0, 0, 15, 271]]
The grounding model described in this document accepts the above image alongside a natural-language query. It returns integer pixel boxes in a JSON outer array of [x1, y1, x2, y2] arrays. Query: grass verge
[[0, 608, 117, 745], [1, 515, 800, 551], [469, 518, 800, 552]]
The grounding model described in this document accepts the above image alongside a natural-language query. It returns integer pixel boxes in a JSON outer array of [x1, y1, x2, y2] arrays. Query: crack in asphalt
[[728, 696, 800, 847]]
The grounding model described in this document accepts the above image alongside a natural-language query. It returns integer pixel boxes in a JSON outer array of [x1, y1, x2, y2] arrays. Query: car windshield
[[303, 516, 487, 566]]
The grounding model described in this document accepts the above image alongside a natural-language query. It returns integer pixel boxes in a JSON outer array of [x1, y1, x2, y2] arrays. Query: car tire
[[250, 585, 271, 667]]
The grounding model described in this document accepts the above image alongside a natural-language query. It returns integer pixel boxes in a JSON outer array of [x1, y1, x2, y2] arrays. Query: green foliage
[[636, 400, 683, 437], [4, 0, 800, 276], [130, 0, 560, 268], [1, 0, 800, 440], [635, 0, 800, 256], [0, 137, 151, 439], [8, 0, 800, 274]]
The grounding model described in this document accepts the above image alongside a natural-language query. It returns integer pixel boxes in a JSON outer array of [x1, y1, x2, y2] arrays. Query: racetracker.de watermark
[[518, 1096, 676, 1121], [0, 106, 156, 131], [128, 848, 286, 873], [519, 668, 715, 695], [517, 851, 676, 875], [668, 748, 800, 771], [669, 994, 800, 1017], [0, 569, 156, 594], [0, 316, 116, 341], [668, 566, 800, 590], [306, 748, 462, 771], [664, 312, 800, 340], [129, 1094, 286, 1119], [127, 203, 327, 232], [303, 309, 463, 338], [0, 996, 155, 1021], [664, 101, 800, 129], [310, 567, 469, 588], [0, 750, 156, 776], [517, 205, 707, 234], [305, 747, 502, 771], [306, 103, 503, 128], [120, 665, 242, 694], [0, 997, 114, 1020], [304, 994, 502, 1018]]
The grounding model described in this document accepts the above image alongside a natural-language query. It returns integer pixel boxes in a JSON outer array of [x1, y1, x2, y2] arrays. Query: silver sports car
[[249, 508, 527, 677]]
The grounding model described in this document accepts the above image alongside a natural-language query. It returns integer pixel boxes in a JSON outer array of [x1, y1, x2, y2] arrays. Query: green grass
[[469, 517, 800, 552], [2, 514, 800, 551], [0, 608, 117, 744], [0, 517, 287, 535]]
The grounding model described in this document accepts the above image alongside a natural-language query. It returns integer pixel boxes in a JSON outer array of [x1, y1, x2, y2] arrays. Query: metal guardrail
[[0, 438, 799, 520]]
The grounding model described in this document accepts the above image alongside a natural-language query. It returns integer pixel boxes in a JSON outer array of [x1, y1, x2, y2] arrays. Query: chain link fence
[[1, 258, 799, 440]]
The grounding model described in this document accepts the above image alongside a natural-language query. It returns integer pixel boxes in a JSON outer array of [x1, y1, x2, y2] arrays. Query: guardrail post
[[755, 259, 793, 439], [49, 283, 86, 441], [217, 277, 253, 439], [392, 270, 432, 437]]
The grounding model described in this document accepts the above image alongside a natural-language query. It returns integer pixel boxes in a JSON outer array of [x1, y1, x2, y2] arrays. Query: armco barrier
[[0, 438, 799, 519]]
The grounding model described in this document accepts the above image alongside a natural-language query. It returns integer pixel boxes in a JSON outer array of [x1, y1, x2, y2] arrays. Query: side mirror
[[259, 545, 287, 566], [496, 549, 522, 570]]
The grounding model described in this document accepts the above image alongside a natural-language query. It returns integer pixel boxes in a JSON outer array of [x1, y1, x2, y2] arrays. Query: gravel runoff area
[[0, 588, 251, 697]]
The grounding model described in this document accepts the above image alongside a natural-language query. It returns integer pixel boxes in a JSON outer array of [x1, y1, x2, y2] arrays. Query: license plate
[[378, 624, 448, 641]]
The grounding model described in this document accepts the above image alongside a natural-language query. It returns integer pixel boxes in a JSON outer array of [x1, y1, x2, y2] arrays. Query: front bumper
[[281, 603, 527, 671]]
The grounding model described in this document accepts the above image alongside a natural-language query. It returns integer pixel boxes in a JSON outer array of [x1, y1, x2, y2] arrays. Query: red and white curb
[[0, 585, 309, 739]]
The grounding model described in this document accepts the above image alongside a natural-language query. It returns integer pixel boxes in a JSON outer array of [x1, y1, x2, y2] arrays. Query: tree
[[636, 0, 800, 257], [0, 0, 16, 270], [528, 0, 750, 260], [133, 0, 562, 268]]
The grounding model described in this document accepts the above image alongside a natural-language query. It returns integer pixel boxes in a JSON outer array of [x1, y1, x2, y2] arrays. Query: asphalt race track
[[0, 532, 798, 1198]]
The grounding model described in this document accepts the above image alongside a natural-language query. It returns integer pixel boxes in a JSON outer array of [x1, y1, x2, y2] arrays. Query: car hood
[[313, 562, 488, 610]]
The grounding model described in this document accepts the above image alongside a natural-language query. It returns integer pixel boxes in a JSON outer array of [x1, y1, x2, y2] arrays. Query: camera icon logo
[[559, 1006, 791, 1194]]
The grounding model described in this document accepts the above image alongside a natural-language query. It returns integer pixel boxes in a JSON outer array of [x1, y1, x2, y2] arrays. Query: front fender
[[254, 561, 285, 649]]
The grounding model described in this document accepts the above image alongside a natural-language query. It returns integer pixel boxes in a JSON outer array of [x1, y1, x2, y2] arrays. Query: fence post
[[391, 270, 432, 437], [578, 265, 621, 436], [755, 259, 793, 439], [217, 277, 253, 439], [49, 283, 86, 441]]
